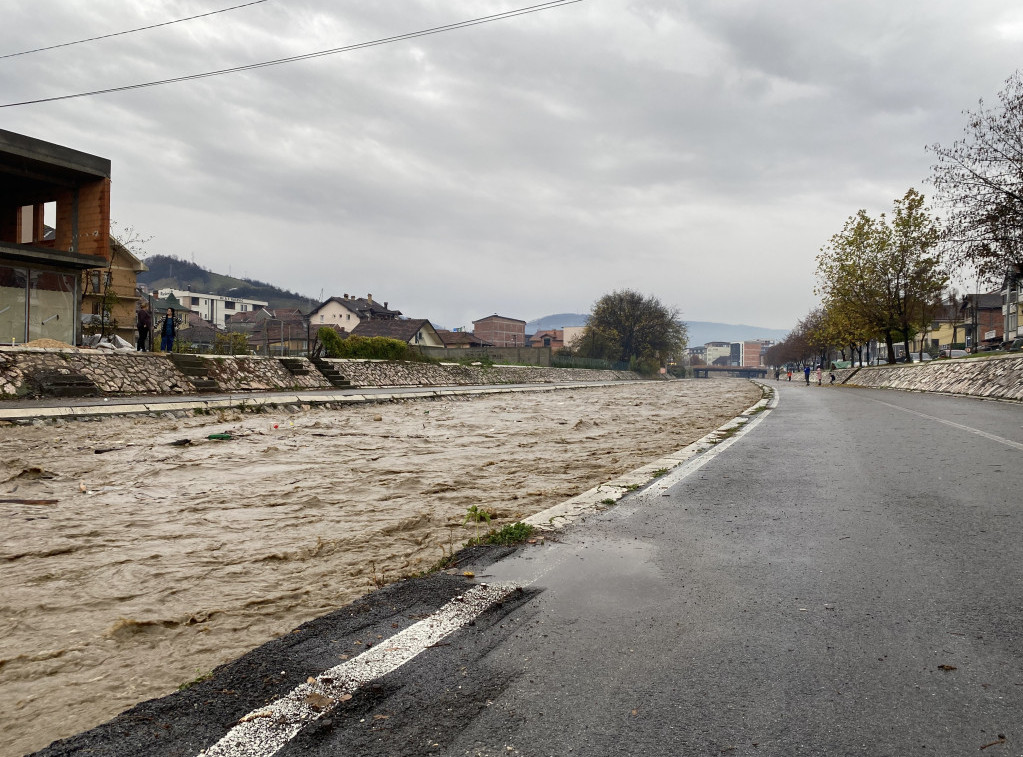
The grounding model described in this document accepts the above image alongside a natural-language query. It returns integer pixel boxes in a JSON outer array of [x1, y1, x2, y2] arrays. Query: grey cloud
[[3, 0, 1021, 330]]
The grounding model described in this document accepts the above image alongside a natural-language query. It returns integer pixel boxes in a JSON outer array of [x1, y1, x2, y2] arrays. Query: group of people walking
[[774, 365, 837, 385], [135, 302, 179, 352]]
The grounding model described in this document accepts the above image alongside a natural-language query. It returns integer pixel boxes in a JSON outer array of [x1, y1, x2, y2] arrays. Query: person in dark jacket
[[136, 302, 152, 351], [159, 307, 177, 352]]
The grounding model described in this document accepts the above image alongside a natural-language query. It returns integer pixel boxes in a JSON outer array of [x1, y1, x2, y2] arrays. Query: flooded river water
[[0, 379, 760, 756]]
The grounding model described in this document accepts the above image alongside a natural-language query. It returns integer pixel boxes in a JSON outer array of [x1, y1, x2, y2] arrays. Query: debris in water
[[937, 664, 957, 671], [0, 498, 58, 505], [168, 439, 191, 446], [207, 433, 233, 441], [6, 467, 58, 481]]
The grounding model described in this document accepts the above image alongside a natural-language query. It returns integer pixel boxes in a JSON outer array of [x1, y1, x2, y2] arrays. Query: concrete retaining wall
[[839, 354, 1023, 401], [418, 346, 553, 366], [0, 347, 641, 399]]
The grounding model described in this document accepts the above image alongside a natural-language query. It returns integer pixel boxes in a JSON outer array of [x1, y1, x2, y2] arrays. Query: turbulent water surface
[[0, 379, 760, 756]]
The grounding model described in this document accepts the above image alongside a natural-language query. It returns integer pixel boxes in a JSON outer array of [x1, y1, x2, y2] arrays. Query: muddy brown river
[[0, 379, 760, 756]]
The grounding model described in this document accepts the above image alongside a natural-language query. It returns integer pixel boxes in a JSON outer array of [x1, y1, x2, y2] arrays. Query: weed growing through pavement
[[483, 522, 534, 545], [370, 561, 388, 587], [464, 504, 492, 545], [178, 669, 213, 691]]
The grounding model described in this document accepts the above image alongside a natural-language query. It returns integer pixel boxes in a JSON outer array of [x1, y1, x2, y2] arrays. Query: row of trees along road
[[814, 188, 946, 365], [777, 70, 1023, 366]]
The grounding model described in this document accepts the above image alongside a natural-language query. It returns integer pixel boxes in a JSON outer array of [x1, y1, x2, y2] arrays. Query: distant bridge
[[691, 365, 769, 379]]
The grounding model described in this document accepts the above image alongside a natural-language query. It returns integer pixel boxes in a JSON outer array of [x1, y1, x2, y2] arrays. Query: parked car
[[900, 352, 932, 363], [1009, 338, 1023, 352], [939, 349, 968, 358]]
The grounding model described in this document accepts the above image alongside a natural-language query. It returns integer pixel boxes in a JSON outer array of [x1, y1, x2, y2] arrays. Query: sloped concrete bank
[[836, 354, 1023, 401], [0, 347, 640, 399]]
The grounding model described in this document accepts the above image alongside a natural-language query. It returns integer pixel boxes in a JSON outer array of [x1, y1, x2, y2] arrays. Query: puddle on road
[[486, 536, 666, 618], [0, 379, 760, 757]]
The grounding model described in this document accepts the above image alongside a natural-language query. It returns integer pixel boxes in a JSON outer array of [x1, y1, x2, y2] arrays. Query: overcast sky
[[3, 1, 1021, 331]]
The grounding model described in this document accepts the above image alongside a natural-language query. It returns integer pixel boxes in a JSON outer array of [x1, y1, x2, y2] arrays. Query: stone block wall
[[841, 355, 1023, 401], [0, 349, 196, 396], [323, 359, 639, 387], [0, 348, 642, 399], [199, 356, 332, 392]]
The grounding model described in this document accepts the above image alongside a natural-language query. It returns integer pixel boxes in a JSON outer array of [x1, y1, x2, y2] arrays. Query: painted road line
[[195, 385, 772, 755], [507, 387, 779, 587], [197, 582, 518, 757], [868, 397, 1023, 453], [637, 383, 776, 500], [524, 384, 776, 531]]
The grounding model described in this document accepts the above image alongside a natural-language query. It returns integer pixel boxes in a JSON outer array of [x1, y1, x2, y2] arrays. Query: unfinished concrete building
[[0, 129, 112, 346]]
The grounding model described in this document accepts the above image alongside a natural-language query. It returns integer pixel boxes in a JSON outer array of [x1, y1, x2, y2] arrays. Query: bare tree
[[929, 71, 1023, 283]]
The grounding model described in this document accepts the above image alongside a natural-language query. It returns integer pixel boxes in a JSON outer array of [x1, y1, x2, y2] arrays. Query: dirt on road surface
[[0, 379, 761, 756]]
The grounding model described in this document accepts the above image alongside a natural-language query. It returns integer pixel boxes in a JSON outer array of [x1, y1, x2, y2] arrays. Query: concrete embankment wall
[[834, 354, 1023, 402], [0, 347, 641, 399]]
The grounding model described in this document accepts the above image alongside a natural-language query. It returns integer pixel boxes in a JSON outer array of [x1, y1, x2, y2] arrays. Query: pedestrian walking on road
[[817, 366, 822, 385], [787, 369, 792, 381], [803, 365, 811, 385], [774, 368, 781, 381]]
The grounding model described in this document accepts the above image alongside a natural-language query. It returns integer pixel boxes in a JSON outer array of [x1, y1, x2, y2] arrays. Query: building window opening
[[18, 206, 35, 243]]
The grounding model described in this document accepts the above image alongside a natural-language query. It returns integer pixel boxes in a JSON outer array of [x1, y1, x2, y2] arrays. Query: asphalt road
[[33, 381, 1023, 756]]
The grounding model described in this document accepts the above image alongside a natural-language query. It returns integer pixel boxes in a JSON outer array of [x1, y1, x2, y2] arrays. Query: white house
[[157, 288, 268, 328], [306, 294, 401, 331]]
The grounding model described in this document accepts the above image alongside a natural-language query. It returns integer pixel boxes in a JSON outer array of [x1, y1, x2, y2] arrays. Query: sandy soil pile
[[21, 339, 76, 349], [0, 379, 760, 756]]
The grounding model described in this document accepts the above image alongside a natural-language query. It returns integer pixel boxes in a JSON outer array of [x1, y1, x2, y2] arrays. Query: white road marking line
[[198, 583, 517, 757], [638, 387, 777, 499], [197, 387, 779, 756], [868, 398, 1023, 452]]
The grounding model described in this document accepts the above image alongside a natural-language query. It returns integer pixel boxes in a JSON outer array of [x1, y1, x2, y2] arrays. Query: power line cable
[[0, 0, 271, 60], [1, 0, 582, 107]]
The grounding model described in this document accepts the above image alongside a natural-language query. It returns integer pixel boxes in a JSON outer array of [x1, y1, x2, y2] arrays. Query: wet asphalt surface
[[30, 382, 1023, 756]]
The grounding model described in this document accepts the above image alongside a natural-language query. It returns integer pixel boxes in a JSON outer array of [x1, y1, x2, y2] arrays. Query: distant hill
[[526, 313, 788, 345], [685, 321, 789, 345], [138, 255, 318, 311], [526, 313, 589, 331]]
